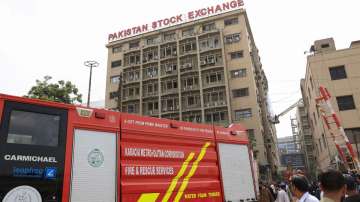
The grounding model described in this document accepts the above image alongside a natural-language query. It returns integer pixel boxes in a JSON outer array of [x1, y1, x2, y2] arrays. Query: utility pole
[[84, 60, 99, 107]]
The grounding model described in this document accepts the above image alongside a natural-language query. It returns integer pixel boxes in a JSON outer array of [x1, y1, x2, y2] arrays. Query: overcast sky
[[1, 0, 359, 138]]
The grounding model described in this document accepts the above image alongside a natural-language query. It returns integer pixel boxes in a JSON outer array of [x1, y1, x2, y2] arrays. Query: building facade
[[277, 136, 306, 174], [296, 99, 317, 179], [277, 136, 299, 154], [302, 38, 360, 170], [105, 9, 279, 179]]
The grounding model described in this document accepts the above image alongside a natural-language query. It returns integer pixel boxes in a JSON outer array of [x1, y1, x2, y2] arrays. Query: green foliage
[[26, 76, 82, 104]]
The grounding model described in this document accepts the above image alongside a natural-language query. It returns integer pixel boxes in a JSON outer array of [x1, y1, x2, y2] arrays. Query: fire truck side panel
[[70, 129, 117, 202], [120, 114, 223, 202], [62, 108, 121, 202], [214, 125, 256, 202]]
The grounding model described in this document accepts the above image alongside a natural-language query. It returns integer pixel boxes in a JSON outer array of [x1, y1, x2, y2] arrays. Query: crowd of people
[[258, 169, 360, 202]]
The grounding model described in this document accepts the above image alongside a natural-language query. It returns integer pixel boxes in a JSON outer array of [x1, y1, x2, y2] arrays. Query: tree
[[26, 75, 82, 104]]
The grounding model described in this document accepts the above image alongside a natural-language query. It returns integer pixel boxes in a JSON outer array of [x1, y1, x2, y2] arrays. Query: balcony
[[203, 100, 227, 108], [161, 63, 177, 78], [122, 76, 140, 84], [142, 56, 159, 65], [143, 91, 158, 98], [161, 88, 178, 95], [122, 95, 140, 102], [202, 80, 225, 89], [199, 28, 219, 36], [181, 85, 199, 92], [200, 57, 223, 70], [162, 105, 179, 113], [180, 63, 197, 73], [199, 45, 221, 53], [144, 109, 160, 116]]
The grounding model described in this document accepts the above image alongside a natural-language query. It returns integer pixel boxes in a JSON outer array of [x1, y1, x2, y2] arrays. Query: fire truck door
[[70, 129, 117, 202], [218, 143, 256, 202]]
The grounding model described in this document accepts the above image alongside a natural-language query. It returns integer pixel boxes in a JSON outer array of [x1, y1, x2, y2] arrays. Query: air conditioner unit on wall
[[200, 61, 207, 65]]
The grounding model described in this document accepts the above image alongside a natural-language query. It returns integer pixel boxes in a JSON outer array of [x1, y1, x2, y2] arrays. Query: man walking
[[290, 175, 319, 202], [276, 183, 290, 202], [319, 169, 346, 202]]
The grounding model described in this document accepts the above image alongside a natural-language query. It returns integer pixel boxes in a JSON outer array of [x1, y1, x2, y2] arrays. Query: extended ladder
[[315, 86, 360, 171]]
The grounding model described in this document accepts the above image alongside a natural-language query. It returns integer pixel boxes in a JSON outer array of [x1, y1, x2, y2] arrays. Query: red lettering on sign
[[207, 6, 215, 15], [157, 19, 163, 27], [132, 27, 137, 34], [152, 21, 157, 29], [195, 9, 202, 18], [230, 0, 237, 8], [108, 0, 245, 41], [126, 29, 131, 36], [176, 14, 183, 22], [215, 5, 222, 13], [108, 33, 115, 41], [222, 2, 230, 10], [188, 11, 194, 20], [142, 24, 148, 32], [163, 18, 170, 26]]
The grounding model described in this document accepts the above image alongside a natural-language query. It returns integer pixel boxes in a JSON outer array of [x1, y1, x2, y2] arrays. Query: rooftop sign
[[108, 0, 244, 43]]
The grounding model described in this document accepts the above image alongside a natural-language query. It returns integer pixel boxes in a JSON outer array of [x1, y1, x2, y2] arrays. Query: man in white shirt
[[276, 183, 290, 202], [290, 175, 319, 202]]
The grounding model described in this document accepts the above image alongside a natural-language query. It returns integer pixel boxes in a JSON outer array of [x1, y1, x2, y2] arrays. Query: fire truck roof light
[[76, 107, 93, 118], [95, 112, 106, 119]]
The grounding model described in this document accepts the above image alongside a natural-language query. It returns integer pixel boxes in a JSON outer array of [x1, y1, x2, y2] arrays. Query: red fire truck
[[0, 93, 257, 202]]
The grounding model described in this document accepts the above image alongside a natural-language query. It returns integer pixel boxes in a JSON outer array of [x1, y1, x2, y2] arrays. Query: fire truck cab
[[0, 94, 257, 202]]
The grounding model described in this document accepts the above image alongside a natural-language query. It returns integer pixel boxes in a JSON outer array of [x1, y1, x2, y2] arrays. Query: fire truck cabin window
[[7, 110, 60, 147]]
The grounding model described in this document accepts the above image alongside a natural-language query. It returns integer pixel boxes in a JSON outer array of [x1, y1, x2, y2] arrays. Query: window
[[336, 95, 355, 111], [112, 45, 122, 53], [110, 75, 120, 84], [224, 33, 241, 44], [187, 96, 195, 106], [182, 27, 194, 37], [202, 22, 216, 32], [164, 32, 176, 41], [329, 65, 347, 80], [205, 111, 227, 123], [129, 41, 140, 49], [231, 69, 247, 78], [128, 104, 135, 113], [233, 88, 249, 97], [224, 17, 238, 26], [345, 128, 360, 144], [230, 51, 243, 59], [321, 43, 330, 48], [111, 60, 122, 68], [7, 110, 60, 147], [235, 108, 252, 120], [110, 91, 120, 99], [146, 36, 159, 45]]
